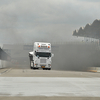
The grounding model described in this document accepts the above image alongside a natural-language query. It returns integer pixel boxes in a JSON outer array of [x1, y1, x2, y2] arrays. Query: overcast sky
[[0, 0, 100, 44]]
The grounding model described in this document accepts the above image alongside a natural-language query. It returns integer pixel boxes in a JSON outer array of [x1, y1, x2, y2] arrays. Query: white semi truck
[[29, 42, 54, 70]]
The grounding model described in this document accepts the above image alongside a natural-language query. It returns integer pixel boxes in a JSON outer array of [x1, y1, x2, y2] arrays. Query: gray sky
[[0, 0, 100, 44]]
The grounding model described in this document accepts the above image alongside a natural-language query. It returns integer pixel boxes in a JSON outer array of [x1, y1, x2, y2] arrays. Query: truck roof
[[34, 42, 51, 44]]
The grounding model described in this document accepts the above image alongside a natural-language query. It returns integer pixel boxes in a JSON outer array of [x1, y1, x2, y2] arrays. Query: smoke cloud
[[0, 1, 100, 71], [52, 43, 100, 71], [0, 0, 100, 44]]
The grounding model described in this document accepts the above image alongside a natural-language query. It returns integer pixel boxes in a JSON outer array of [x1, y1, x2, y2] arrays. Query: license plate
[[42, 66, 45, 68]]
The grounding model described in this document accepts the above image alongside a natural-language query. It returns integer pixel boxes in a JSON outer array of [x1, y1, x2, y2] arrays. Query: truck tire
[[48, 68, 51, 70], [29, 56, 33, 69], [30, 60, 32, 69], [30, 60, 34, 69], [32, 62, 36, 70]]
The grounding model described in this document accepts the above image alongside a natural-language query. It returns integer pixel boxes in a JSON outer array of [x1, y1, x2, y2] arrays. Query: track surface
[[0, 68, 100, 100], [0, 77, 100, 97], [1, 68, 100, 77]]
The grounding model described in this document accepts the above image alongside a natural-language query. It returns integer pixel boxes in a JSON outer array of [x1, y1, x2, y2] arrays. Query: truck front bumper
[[34, 64, 51, 68]]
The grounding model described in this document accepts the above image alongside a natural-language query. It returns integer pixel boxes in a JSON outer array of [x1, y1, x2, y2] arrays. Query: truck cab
[[29, 42, 54, 70]]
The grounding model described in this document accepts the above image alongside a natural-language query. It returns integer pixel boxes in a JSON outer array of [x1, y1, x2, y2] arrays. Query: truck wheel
[[48, 68, 51, 70], [30, 60, 32, 69], [32, 62, 36, 70]]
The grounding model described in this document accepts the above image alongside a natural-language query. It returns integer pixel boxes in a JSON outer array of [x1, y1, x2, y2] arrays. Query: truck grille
[[40, 59, 46, 63]]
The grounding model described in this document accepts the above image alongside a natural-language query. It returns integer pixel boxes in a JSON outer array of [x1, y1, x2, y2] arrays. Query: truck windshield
[[36, 52, 51, 57]]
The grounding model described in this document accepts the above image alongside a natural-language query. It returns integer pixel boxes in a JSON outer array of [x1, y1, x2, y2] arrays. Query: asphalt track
[[0, 77, 100, 97], [0, 68, 100, 100]]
